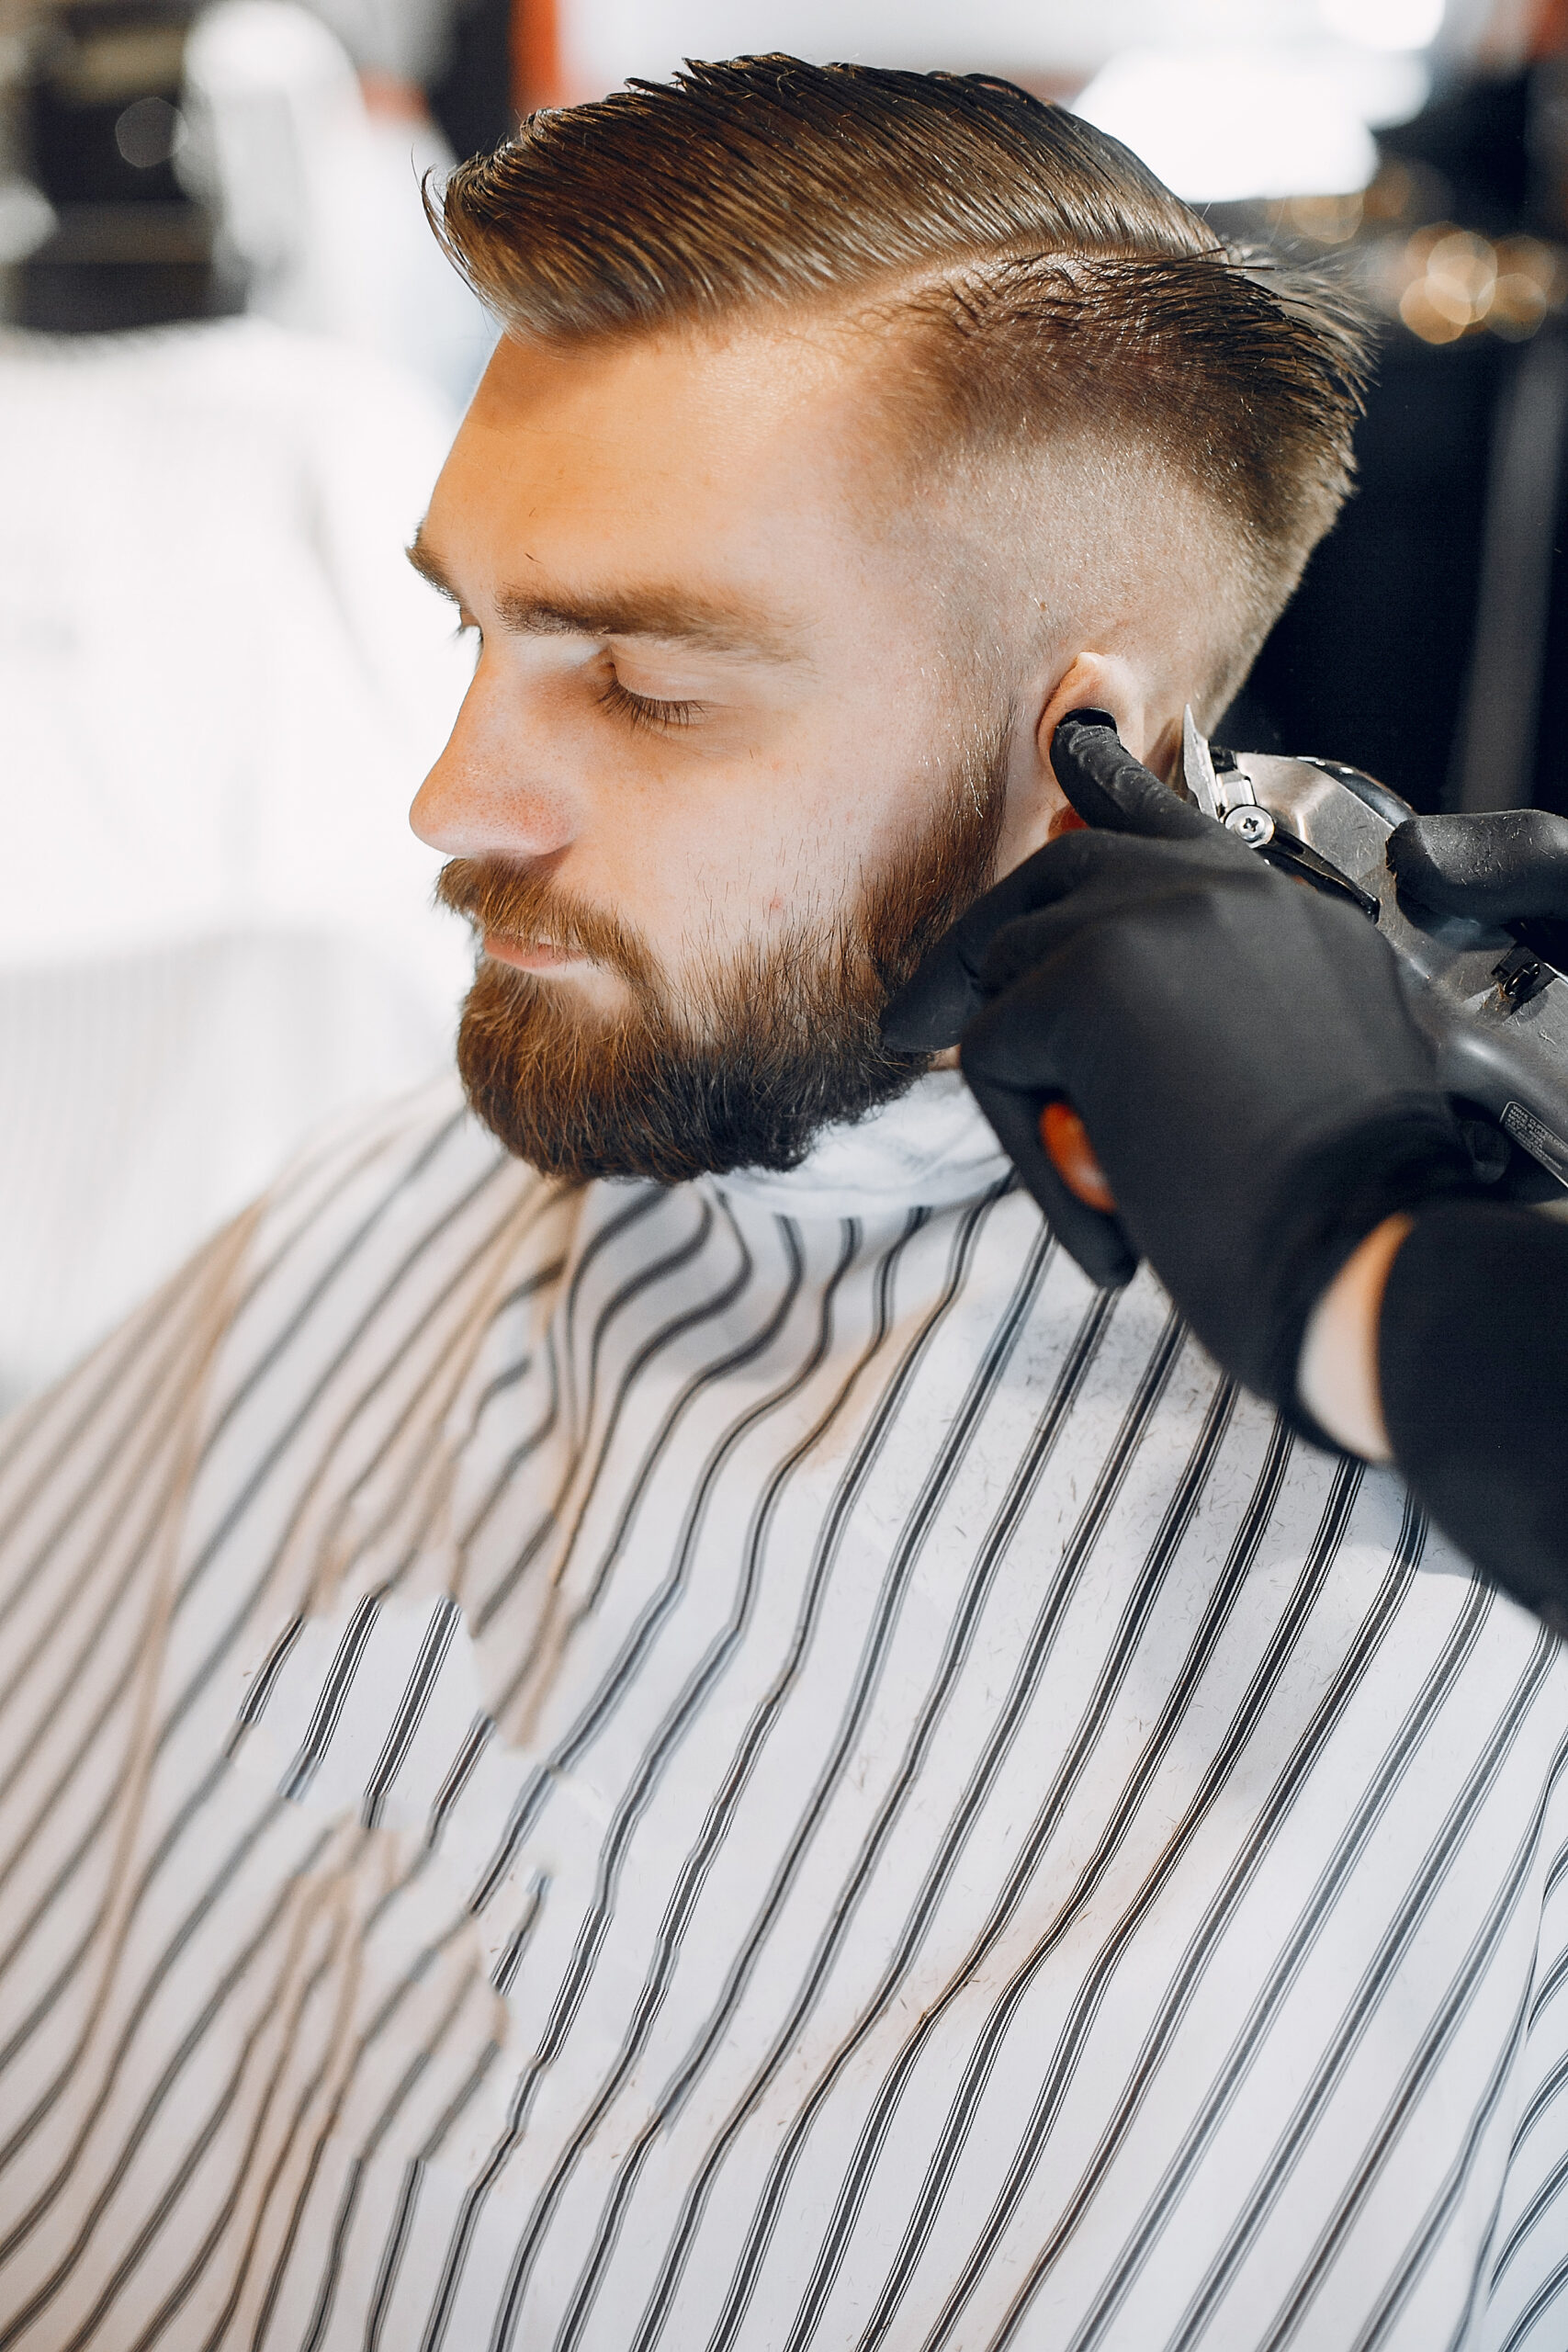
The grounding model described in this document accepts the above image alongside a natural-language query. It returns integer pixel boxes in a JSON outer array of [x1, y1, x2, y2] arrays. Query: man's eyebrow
[[493, 585, 796, 660], [405, 533, 794, 658], [406, 531, 459, 604]]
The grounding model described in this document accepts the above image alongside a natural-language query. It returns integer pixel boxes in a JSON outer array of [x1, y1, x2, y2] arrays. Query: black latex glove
[[1385, 808, 1568, 927], [882, 713, 1477, 1424]]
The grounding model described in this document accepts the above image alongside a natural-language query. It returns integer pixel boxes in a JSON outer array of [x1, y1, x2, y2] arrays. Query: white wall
[[559, 0, 1348, 96]]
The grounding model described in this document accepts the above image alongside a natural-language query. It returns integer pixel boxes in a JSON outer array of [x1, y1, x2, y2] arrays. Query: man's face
[[410, 319, 1015, 1181]]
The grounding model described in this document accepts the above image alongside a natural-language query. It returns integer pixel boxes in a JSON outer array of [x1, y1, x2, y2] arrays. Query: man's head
[[411, 58, 1368, 1184]]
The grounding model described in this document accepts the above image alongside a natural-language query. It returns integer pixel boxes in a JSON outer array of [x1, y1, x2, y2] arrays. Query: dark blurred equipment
[[1237, 36, 1568, 823], [1449, 316, 1568, 812], [1, 0, 524, 340], [10, 2, 236, 331], [427, 0, 514, 162]]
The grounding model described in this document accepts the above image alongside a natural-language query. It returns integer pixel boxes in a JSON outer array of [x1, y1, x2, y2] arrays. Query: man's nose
[[410, 673, 579, 862]]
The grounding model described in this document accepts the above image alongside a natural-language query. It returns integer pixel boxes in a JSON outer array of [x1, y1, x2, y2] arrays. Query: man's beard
[[436, 726, 1008, 1186]]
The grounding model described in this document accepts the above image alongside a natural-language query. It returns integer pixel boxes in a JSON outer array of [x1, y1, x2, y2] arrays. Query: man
[[1, 59, 1563, 2352]]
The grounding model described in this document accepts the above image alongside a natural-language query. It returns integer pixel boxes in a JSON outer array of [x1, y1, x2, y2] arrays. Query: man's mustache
[[435, 858, 657, 992]]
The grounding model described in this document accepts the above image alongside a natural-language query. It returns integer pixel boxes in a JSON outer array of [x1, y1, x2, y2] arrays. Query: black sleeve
[[1379, 1201, 1568, 1634]]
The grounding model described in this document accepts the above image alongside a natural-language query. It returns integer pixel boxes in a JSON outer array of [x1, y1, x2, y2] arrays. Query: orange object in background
[[1041, 1099, 1117, 1212], [513, 0, 563, 113], [1531, 0, 1568, 55]]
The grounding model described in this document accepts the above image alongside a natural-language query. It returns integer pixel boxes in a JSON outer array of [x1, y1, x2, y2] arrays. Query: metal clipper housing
[[1182, 715, 1568, 1195]]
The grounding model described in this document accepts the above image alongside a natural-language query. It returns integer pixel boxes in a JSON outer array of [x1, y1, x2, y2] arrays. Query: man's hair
[[438, 57, 1369, 684]]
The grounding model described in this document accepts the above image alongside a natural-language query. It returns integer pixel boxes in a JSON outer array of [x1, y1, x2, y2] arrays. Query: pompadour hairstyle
[[438, 56, 1369, 663]]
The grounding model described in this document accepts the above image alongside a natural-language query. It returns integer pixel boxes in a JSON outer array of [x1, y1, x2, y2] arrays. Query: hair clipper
[[1181, 712, 1568, 1197]]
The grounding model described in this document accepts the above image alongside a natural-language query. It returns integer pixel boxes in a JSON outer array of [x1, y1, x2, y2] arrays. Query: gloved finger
[[881, 827, 1189, 1052], [1386, 809, 1568, 924], [880, 716, 1239, 1054], [1051, 709, 1218, 843], [960, 1063, 1139, 1288], [970, 865, 1270, 998], [960, 970, 1140, 1285]]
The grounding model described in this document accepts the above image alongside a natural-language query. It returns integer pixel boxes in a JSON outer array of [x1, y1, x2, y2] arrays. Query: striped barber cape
[[1, 1069, 1565, 2352]]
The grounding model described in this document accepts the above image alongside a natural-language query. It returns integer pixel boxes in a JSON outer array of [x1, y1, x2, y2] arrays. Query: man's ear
[[1038, 652, 1173, 776], [998, 654, 1176, 870]]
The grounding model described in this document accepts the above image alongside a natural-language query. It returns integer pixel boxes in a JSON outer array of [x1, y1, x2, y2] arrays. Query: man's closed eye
[[596, 674, 705, 732]]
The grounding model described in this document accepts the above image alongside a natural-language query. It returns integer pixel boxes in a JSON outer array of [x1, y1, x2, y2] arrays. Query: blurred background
[[0, 0, 1564, 1403]]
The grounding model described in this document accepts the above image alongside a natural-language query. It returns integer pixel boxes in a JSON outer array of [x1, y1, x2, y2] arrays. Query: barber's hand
[[1386, 808, 1568, 927], [882, 713, 1476, 1426]]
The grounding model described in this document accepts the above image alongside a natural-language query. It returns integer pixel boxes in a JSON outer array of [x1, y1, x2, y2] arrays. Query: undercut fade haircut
[[438, 57, 1370, 676]]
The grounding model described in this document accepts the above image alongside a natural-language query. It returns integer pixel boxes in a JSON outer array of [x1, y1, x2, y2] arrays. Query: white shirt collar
[[705, 1069, 1014, 1221]]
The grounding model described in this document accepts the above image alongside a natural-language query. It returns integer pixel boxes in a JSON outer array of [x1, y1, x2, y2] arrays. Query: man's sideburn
[[437, 723, 1010, 1184]]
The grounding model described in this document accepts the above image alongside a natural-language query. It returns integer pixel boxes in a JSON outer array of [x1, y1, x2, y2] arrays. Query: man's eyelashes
[[446, 629, 704, 730], [596, 674, 704, 733]]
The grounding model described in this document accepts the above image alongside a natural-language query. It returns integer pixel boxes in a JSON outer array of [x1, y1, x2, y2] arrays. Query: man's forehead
[[414, 319, 977, 662], [412, 331, 886, 658]]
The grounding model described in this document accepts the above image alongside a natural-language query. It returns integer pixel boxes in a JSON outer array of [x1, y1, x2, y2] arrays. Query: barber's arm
[[883, 713, 1568, 1631], [1301, 1197, 1568, 1632]]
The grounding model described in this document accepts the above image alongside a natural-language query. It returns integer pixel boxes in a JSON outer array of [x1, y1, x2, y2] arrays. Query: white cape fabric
[[1, 1071, 1566, 2352]]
